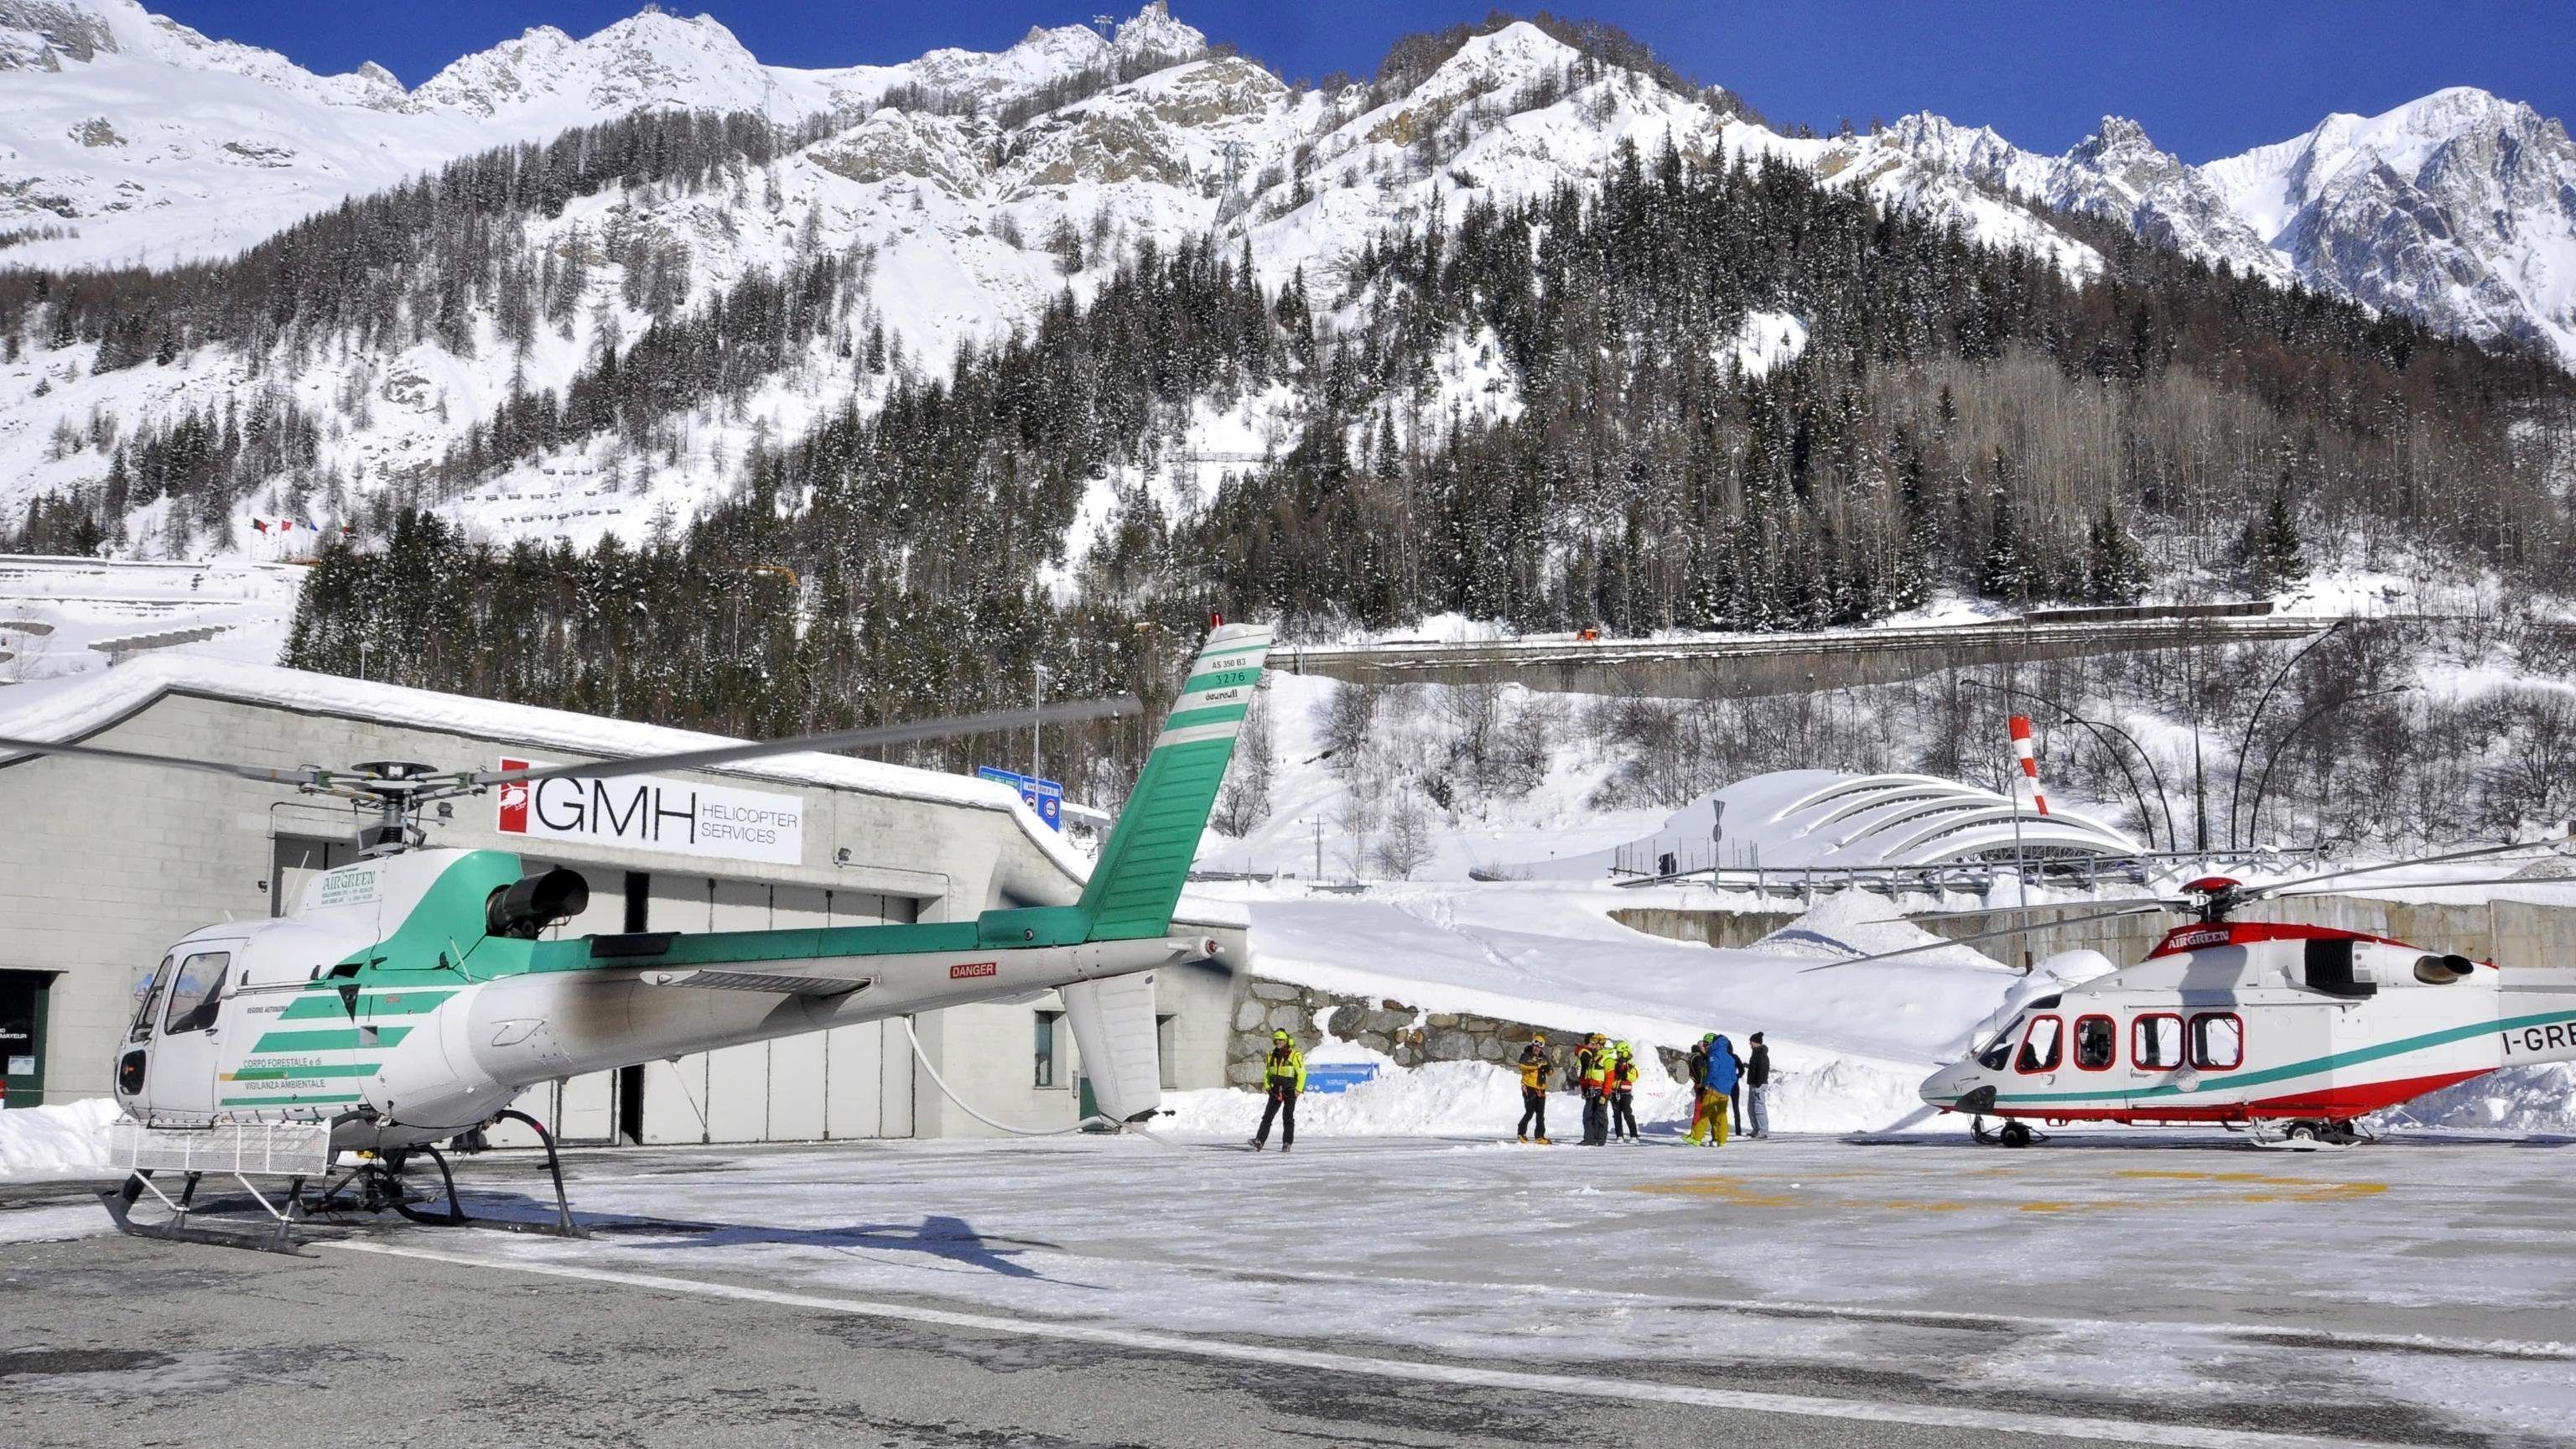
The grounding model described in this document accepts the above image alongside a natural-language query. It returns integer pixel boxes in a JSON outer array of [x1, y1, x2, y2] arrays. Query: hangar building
[[0, 657, 1247, 1143]]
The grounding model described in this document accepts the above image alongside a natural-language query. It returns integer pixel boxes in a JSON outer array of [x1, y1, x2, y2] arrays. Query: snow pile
[[0, 1097, 121, 1180], [1748, 889, 1998, 971], [2392, 1064, 2576, 1135], [1163, 1059, 1517, 1138]]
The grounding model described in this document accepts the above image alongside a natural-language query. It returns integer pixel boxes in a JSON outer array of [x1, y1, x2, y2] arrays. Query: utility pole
[[1312, 815, 1322, 882], [1031, 661, 1051, 780]]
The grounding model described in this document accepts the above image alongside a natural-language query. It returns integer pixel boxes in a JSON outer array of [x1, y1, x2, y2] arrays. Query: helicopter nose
[[1918, 1066, 1961, 1109]]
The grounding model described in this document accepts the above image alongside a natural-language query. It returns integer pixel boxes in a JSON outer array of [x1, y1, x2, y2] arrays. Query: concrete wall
[[1613, 895, 2576, 969], [0, 682, 1242, 1136], [1284, 618, 2322, 699]]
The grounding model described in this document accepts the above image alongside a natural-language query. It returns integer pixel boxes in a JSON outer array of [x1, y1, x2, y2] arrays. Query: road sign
[[978, 766, 1065, 831]]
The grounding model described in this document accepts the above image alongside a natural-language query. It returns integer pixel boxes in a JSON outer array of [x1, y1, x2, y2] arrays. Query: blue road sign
[[1301, 1062, 1381, 1094], [977, 766, 1065, 830]]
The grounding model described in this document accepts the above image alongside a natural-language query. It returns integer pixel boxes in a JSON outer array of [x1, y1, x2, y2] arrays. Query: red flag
[[252, 519, 268, 533]]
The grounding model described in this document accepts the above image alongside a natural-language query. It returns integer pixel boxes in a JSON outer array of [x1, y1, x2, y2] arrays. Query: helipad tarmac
[[3, 1131, 2570, 1447]]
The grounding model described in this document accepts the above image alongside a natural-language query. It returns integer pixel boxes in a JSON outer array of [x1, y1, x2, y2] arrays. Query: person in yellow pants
[[1685, 1031, 1735, 1145]]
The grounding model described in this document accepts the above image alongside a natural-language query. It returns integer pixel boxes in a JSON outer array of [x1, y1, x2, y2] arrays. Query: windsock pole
[[2005, 715, 2038, 971]]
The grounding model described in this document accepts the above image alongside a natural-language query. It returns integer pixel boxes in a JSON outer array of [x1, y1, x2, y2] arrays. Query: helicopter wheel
[[2283, 1121, 2320, 1144], [1997, 1121, 2034, 1149]]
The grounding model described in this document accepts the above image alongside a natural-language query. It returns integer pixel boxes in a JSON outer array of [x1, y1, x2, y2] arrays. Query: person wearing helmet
[[1514, 1034, 1554, 1144], [1250, 1029, 1306, 1153], [1609, 1041, 1641, 1142], [1576, 1032, 1612, 1145]]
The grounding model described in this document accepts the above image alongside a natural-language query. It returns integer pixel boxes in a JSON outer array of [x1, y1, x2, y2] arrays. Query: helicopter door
[[145, 947, 237, 1119]]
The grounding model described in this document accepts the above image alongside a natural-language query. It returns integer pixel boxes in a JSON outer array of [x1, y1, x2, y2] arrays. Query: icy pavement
[[17, 1132, 2563, 1445]]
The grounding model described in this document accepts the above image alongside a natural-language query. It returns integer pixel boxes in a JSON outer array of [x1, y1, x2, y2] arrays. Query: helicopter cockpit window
[[2189, 1013, 2242, 1071], [162, 952, 231, 1035], [127, 955, 173, 1042], [2133, 1014, 2184, 1070], [1974, 1017, 2023, 1071], [2074, 1015, 2116, 1070], [2014, 1015, 2063, 1073]]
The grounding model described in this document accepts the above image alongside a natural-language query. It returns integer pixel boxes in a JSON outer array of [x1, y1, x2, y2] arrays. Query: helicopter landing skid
[[320, 1110, 589, 1240], [98, 1168, 315, 1257]]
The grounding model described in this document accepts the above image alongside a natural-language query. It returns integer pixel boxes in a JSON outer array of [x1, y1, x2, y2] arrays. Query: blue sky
[[153, 1, 2574, 161]]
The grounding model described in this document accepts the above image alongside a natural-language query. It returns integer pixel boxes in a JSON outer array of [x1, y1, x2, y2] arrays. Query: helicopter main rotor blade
[[0, 733, 337, 790], [2271, 873, 2576, 900], [464, 695, 1144, 790], [1791, 900, 2180, 974], [2244, 836, 2573, 901]]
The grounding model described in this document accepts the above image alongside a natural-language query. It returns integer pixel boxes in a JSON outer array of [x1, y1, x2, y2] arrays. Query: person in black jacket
[[1745, 1031, 1773, 1139]]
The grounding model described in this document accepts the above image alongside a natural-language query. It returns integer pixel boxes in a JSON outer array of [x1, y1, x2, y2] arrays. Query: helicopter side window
[[2014, 1015, 2063, 1073], [161, 953, 231, 1036], [2189, 1013, 2243, 1071], [2133, 1014, 2184, 1069], [2074, 1015, 2116, 1070], [127, 955, 174, 1042]]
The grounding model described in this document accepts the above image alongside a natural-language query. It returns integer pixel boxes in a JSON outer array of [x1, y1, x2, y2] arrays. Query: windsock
[[2008, 714, 2049, 816]]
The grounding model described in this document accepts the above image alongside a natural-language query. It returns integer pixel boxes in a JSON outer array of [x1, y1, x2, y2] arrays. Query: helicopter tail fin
[[1078, 621, 1274, 943]]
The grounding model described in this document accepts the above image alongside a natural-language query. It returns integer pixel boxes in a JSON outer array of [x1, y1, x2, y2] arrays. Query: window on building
[[1033, 1010, 1062, 1088], [162, 952, 231, 1035], [128, 955, 173, 1042], [2074, 1015, 2116, 1071], [2014, 1015, 2063, 1073], [2133, 1014, 2184, 1069], [1156, 1014, 1177, 1090], [2189, 1013, 2243, 1071]]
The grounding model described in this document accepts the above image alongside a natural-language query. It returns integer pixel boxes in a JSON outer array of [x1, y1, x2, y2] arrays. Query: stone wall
[[1227, 978, 1611, 1090]]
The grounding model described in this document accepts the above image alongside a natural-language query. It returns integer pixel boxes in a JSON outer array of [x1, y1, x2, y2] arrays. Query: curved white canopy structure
[[1520, 769, 2143, 879]]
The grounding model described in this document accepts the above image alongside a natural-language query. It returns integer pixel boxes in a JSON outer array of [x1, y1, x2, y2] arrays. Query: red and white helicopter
[[1820, 843, 2576, 1147]]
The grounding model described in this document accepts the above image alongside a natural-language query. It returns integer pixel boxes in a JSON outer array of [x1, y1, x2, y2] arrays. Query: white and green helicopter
[[3, 622, 1273, 1249]]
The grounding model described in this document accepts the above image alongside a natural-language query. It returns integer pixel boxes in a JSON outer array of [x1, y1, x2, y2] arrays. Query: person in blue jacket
[[1692, 1033, 1741, 1146]]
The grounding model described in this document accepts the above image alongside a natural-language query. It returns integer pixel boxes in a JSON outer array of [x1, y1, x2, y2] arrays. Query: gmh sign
[[496, 758, 805, 865]]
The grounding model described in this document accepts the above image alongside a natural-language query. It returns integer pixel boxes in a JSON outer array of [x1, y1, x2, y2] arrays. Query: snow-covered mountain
[[0, 1, 2568, 570], [0, 0, 1202, 267], [1881, 89, 2576, 366]]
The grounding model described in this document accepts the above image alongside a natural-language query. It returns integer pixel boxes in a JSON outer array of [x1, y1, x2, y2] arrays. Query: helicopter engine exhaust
[[486, 868, 591, 940]]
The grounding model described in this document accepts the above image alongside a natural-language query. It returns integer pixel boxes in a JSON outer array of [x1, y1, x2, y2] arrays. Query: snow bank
[[0, 1098, 120, 1180], [2393, 1064, 2576, 1135]]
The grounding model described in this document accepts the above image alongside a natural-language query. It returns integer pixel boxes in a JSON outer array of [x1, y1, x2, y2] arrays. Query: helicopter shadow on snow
[[530, 1208, 1079, 1280]]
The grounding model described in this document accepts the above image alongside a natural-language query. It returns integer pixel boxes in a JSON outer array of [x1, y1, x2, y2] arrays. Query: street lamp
[[2243, 684, 2414, 849], [1031, 660, 1052, 780], [2225, 619, 2348, 849]]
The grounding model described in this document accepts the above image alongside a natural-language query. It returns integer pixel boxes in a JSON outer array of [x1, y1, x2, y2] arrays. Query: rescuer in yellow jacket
[[1576, 1032, 1612, 1146], [1514, 1035, 1553, 1144], [1251, 1029, 1305, 1153]]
